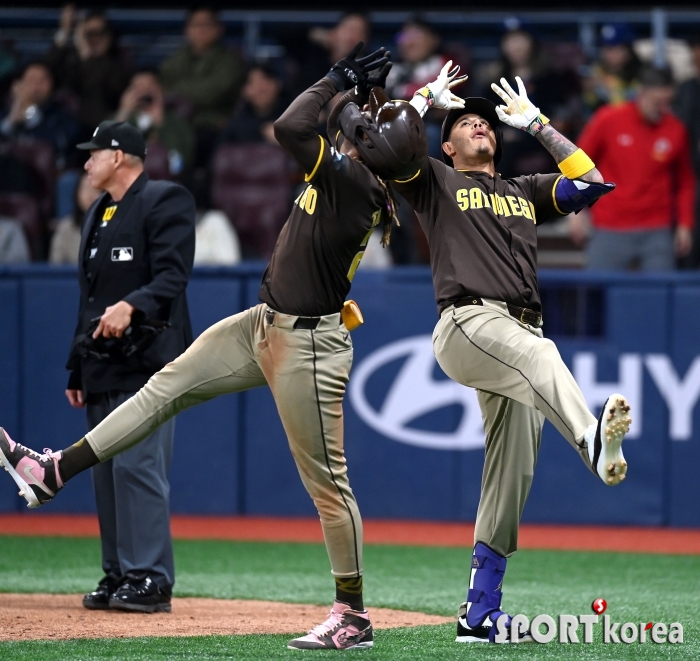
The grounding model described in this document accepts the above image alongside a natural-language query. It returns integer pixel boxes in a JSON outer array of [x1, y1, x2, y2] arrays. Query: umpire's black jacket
[[66, 172, 196, 394]]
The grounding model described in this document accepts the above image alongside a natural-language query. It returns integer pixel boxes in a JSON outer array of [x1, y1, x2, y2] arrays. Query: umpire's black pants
[[87, 390, 175, 593]]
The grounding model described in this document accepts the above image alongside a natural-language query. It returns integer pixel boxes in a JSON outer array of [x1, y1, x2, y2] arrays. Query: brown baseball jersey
[[260, 77, 386, 317], [392, 157, 566, 313]]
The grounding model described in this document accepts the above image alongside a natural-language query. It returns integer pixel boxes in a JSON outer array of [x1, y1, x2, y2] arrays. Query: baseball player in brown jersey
[[389, 76, 633, 643], [0, 44, 430, 651]]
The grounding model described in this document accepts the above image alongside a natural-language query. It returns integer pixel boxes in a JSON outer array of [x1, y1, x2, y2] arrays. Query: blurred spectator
[[48, 171, 100, 264], [481, 27, 578, 177], [309, 13, 370, 64], [0, 218, 30, 263], [296, 13, 371, 92], [582, 23, 642, 114], [115, 69, 195, 177], [385, 17, 448, 100], [194, 209, 241, 265], [220, 65, 286, 145], [160, 6, 244, 162], [187, 177, 240, 265], [674, 37, 700, 268], [46, 7, 132, 132], [189, 182, 242, 266], [385, 18, 449, 158], [573, 67, 695, 270], [0, 61, 80, 168], [634, 39, 695, 85]]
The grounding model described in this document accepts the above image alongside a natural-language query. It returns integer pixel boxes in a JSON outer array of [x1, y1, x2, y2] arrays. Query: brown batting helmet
[[441, 97, 503, 167], [338, 87, 428, 180]]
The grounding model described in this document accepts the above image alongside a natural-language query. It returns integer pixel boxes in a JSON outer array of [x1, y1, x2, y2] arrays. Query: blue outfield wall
[[1, 265, 699, 527]]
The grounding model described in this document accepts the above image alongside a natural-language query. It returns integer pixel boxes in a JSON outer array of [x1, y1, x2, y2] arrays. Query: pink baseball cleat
[[288, 601, 374, 650], [0, 428, 63, 508]]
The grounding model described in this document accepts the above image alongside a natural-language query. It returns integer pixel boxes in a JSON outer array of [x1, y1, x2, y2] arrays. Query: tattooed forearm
[[535, 124, 603, 183]]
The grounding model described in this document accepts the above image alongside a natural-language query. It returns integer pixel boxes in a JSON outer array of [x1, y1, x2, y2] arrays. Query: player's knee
[[313, 496, 356, 526], [536, 338, 561, 363]]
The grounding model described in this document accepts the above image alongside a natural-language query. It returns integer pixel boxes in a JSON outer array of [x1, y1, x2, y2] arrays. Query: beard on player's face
[[452, 136, 495, 163], [473, 141, 494, 156]]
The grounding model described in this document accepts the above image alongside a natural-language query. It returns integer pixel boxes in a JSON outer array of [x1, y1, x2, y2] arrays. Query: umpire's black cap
[[441, 97, 503, 167], [77, 120, 147, 160]]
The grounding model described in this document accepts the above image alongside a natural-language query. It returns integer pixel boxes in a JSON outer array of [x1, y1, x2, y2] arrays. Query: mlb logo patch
[[112, 247, 134, 262]]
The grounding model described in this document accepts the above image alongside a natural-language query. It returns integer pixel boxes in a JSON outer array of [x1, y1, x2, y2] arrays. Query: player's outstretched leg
[[455, 543, 533, 644], [288, 600, 374, 650], [583, 393, 631, 486], [0, 428, 64, 507]]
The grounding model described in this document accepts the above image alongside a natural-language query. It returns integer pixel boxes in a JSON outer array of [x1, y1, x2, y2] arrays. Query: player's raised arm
[[409, 60, 468, 118], [491, 76, 615, 214], [274, 42, 389, 175], [388, 61, 469, 207]]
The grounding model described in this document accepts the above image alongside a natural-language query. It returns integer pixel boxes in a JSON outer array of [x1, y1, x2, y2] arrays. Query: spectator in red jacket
[[573, 66, 695, 270]]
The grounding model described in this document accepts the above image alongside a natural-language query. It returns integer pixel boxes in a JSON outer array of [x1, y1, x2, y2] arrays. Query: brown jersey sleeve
[[515, 173, 569, 225], [274, 77, 339, 176], [391, 157, 446, 215]]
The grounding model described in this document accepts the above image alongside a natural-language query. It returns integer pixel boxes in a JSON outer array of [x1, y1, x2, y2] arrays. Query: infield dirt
[[0, 594, 452, 641]]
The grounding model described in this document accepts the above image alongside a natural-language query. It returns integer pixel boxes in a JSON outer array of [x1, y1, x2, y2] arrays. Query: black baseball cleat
[[455, 602, 533, 643], [83, 572, 123, 610], [0, 428, 63, 508], [109, 573, 172, 613], [586, 393, 631, 486]]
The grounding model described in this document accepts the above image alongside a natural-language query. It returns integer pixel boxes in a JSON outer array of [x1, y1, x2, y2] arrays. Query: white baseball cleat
[[586, 394, 631, 486]]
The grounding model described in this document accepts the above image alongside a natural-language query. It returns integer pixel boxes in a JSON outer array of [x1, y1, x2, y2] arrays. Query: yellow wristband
[[558, 149, 595, 179]]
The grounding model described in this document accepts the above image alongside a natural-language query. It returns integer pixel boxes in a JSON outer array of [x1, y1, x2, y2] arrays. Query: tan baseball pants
[[85, 304, 363, 578], [433, 299, 597, 557]]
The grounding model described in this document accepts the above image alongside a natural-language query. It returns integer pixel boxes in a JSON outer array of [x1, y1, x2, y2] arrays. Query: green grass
[[0, 536, 697, 659]]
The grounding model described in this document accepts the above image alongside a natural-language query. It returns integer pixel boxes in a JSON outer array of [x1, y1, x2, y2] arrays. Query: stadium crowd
[[0, 6, 699, 270]]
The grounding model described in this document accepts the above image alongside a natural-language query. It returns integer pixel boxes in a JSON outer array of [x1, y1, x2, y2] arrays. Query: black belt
[[447, 296, 542, 328], [293, 316, 321, 330], [264, 309, 328, 330]]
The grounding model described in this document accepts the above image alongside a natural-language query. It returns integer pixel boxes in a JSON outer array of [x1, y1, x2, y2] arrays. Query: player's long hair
[[375, 175, 400, 248]]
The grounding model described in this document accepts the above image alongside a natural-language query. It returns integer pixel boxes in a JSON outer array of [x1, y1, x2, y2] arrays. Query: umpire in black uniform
[[65, 121, 195, 613]]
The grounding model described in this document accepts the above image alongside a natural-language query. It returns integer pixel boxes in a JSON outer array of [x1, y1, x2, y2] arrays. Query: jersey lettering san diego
[[454, 187, 536, 221], [393, 157, 566, 312]]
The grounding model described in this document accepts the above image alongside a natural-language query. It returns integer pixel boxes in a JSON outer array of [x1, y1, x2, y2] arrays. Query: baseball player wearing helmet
[[390, 75, 633, 643], [0, 45, 464, 652]]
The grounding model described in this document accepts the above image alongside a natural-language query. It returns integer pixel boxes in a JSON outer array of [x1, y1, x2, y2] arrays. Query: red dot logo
[[592, 598, 607, 614]]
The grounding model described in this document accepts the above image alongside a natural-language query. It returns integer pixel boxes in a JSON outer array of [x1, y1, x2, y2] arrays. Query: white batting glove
[[410, 60, 468, 117], [491, 76, 549, 135]]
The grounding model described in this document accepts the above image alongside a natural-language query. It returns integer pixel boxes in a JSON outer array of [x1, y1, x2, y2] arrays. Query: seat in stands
[[210, 143, 290, 259]]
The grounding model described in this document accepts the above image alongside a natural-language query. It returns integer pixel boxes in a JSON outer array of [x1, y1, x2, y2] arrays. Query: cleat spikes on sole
[[593, 393, 632, 487]]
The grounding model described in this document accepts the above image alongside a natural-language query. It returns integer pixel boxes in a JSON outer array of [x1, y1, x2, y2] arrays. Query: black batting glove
[[327, 42, 391, 92], [356, 61, 393, 103]]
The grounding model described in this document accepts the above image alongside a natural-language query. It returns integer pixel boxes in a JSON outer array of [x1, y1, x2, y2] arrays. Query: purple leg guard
[[466, 542, 510, 641]]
